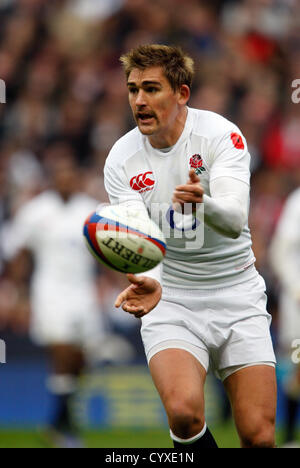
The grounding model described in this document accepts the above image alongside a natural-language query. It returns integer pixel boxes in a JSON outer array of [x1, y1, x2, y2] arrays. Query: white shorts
[[141, 274, 276, 380], [30, 289, 104, 347]]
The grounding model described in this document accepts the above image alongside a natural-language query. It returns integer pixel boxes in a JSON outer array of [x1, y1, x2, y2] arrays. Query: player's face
[[127, 67, 189, 148], [52, 159, 80, 200]]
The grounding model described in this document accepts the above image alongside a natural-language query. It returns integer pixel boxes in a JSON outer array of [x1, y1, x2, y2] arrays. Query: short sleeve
[[209, 129, 251, 185], [104, 160, 143, 206]]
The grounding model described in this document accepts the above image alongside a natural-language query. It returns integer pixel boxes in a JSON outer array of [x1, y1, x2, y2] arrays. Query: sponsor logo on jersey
[[130, 171, 155, 193], [230, 132, 244, 150], [189, 154, 206, 175]]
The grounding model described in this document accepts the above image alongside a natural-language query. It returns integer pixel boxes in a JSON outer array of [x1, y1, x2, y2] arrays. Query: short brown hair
[[120, 44, 195, 92]]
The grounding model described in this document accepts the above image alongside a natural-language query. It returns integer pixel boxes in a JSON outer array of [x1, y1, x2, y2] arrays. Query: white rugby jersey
[[6, 191, 99, 300], [104, 107, 257, 289], [270, 188, 300, 301]]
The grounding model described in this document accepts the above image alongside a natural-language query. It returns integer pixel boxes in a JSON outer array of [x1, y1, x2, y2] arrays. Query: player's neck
[[148, 106, 188, 149], [58, 192, 73, 203]]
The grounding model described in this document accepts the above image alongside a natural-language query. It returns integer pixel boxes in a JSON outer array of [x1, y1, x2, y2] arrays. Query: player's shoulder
[[275, 188, 300, 233], [71, 192, 99, 210], [189, 108, 240, 140], [14, 191, 57, 223], [285, 188, 300, 210], [289, 187, 300, 200], [105, 127, 142, 170], [19, 190, 57, 212]]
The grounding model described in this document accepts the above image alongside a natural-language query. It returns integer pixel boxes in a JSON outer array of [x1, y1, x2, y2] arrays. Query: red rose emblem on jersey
[[231, 133, 244, 150], [130, 171, 155, 193], [190, 154, 203, 169], [189, 154, 206, 174]]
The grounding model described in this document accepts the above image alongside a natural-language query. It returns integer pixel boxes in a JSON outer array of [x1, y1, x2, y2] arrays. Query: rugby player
[[104, 44, 277, 448], [6, 153, 104, 447], [270, 187, 300, 447]]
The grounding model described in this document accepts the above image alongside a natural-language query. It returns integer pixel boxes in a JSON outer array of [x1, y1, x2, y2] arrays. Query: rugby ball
[[83, 204, 166, 274]]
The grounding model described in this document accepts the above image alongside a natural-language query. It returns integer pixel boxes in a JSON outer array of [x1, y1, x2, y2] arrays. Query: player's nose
[[135, 89, 147, 106]]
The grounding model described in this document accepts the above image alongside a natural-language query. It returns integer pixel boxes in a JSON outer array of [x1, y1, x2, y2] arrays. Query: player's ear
[[178, 84, 190, 105]]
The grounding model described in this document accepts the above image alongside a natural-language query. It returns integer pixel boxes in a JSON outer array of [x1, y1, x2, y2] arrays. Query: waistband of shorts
[[162, 270, 261, 298], [162, 264, 259, 293], [163, 285, 233, 296]]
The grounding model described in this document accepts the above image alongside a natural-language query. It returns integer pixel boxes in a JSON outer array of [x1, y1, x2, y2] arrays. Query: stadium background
[[0, 0, 299, 448]]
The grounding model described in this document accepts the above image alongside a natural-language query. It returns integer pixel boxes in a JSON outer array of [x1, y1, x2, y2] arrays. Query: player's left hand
[[114, 274, 162, 318], [172, 169, 204, 213]]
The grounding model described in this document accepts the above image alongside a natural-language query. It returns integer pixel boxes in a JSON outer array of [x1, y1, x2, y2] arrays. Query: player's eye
[[146, 87, 158, 93], [128, 87, 138, 94]]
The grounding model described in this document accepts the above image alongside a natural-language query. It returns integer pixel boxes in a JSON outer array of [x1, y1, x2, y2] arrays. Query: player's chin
[[137, 122, 157, 135], [138, 127, 155, 136]]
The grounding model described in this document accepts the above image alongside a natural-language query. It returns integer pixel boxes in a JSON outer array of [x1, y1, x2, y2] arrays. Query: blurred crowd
[[0, 0, 300, 342]]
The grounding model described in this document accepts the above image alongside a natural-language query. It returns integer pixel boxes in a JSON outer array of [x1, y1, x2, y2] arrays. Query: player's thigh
[[149, 348, 207, 418], [224, 365, 277, 443]]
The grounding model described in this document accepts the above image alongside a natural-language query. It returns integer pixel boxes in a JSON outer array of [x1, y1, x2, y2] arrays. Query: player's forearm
[[197, 177, 249, 239], [201, 194, 247, 239]]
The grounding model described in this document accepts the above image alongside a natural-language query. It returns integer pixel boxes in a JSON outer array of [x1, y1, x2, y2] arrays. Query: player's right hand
[[172, 169, 204, 213], [114, 274, 162, 318]]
